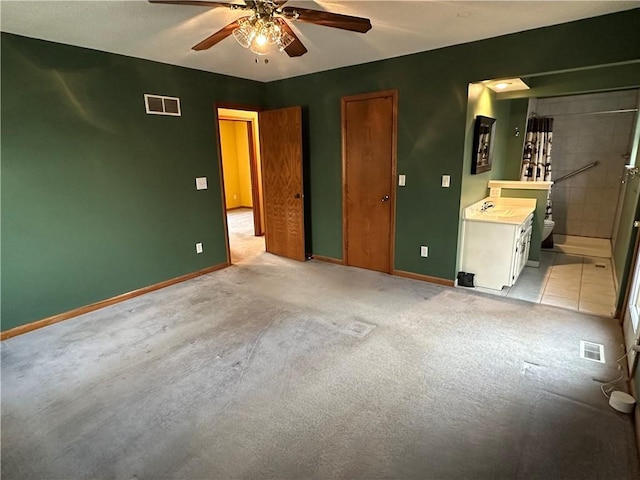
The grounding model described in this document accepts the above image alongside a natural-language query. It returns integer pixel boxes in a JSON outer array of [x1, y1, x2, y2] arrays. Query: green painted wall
[[613, 91, 640, 299], [265, 9, 640, 280], [636, 372, 640, 413], [614, 176, 640, 293], [501, 98, 529, 181], [620, 93, 640, 403], [460, 83, 504, 214], [3, 9, 640, 330], [455, 83, 512, 272], [1, 33, 264, 330]]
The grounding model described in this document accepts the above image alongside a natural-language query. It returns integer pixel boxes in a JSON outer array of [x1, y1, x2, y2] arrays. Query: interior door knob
[[381, 195, 390, 202]]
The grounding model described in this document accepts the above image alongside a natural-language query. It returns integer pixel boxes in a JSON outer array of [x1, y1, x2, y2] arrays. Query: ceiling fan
[[149, 0, 372, 57]]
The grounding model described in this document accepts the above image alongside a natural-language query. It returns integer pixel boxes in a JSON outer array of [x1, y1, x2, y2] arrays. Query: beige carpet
[[1, 241, 638, 479]]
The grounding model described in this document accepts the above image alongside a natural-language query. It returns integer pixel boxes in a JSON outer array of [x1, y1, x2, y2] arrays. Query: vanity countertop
[[463, 197, 537, 225]]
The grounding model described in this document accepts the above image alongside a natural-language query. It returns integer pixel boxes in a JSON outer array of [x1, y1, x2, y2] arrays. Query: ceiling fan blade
[[192, 18, 244, 50], [276, 18, 307, 57], [148, 1, 247, 9], [281, 7, 371, 33]]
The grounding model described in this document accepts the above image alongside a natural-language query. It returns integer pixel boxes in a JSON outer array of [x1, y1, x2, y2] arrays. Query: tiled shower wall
[[535, 89, 638, 238]]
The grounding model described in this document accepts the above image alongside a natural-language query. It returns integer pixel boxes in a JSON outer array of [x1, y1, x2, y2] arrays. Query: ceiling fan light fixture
[[277, 31, 294, 51], [249, 39, 269, 55], [255, 33, 268, 46], [235, 14, 292, 55], [249, 24, 271, 55], [151, 0, 373, 58], [232, 17, 256, 48]]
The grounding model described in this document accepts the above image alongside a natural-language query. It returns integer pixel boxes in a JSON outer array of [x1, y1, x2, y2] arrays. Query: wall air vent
[[580, 340, 605, 363], [144, 94, 181, 116]]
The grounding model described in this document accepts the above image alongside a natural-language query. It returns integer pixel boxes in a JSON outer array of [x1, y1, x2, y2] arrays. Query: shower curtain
[[520, 116, 554, 219]]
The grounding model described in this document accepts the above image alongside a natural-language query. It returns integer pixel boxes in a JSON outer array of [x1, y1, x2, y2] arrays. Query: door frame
[[621, 222, 640, 375], [341, 89, 398, 273], [218, 118, 262, 234], [214, 102, 263, 265]]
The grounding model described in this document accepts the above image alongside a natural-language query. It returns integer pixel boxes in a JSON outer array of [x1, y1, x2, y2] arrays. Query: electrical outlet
[[420, 246, 428, 257], [195, 242, 203, 254], [233, 194, 238, 200]]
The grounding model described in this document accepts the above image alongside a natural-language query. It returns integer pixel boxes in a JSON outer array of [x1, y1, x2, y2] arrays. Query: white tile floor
[[475, 251, 617, 318]]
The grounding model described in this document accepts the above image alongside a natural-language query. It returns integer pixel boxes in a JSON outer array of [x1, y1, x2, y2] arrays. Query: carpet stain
[[522, 361, 545, 381], [344, 320, 377, 338]]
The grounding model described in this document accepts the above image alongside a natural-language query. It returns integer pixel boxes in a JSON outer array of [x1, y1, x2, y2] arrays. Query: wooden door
[[342, 91, 397, 273], [259, 106, 305, 261]]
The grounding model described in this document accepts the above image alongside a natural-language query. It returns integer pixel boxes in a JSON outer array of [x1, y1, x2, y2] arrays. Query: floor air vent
[[580, 340, 605, 363], [345, 321, 376, 338]]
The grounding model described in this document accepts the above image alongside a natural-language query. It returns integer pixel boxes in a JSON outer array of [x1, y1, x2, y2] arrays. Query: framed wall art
[[471, 115, 496, 174]]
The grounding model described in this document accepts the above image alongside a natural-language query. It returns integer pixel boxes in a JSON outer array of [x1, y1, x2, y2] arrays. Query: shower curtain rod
[[530, 108, 638, 118]]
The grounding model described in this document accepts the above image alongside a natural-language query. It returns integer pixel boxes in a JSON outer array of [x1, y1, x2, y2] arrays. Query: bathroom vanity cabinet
[[460, 197, 536, 290]]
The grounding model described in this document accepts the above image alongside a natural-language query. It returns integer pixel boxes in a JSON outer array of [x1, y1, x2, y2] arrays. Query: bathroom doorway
[[505, 89, 640, 316], [465, 83, 640, 319]]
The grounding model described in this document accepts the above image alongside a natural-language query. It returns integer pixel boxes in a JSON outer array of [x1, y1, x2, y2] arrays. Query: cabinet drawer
[[519, 213, 534, 235]]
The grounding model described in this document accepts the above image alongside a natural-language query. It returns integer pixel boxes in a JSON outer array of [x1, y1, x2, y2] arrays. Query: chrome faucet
[[480, 201, 495, 212]]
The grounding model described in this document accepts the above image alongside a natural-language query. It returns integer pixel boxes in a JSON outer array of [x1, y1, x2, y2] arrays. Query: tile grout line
[[486, 251, 615, 316], [538, 268, 551, 304]]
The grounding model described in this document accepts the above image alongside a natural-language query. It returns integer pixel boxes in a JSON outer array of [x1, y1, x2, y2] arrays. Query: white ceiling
[[1, 1, 637, 82]]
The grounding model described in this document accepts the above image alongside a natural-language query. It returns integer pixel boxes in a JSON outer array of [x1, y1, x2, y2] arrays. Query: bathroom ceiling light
[[484, 78, 530, 93]]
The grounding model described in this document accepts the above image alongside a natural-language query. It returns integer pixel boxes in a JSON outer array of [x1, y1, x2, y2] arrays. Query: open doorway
[[460, 83, 640, 319], [217, 107, 265, 264]]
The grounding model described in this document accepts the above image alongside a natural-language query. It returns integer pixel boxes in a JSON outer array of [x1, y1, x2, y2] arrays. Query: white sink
[[461, 196, 537, 290], [464, 197, 536, 225], [480, 207, 514, 218]]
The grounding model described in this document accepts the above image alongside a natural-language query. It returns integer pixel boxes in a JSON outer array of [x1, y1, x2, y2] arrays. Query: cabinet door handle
[[381, 195, 390, 202]]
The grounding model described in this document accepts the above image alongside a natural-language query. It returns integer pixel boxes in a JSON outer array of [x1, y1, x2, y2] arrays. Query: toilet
[[543, 219, 555, 241]]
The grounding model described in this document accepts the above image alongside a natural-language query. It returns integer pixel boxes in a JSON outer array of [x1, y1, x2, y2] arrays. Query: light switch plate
[[441, 175, 450, 188], [398, 174, 406, 187], [420, 246, 428, 257], [195, 242, 203, 254], [196, 177, 208, 190]]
